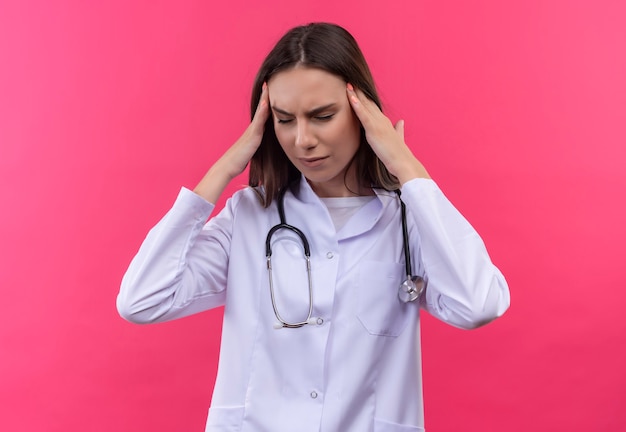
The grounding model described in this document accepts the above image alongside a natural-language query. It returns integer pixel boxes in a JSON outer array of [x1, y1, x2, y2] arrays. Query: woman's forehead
[[268, 67, 346, 109]]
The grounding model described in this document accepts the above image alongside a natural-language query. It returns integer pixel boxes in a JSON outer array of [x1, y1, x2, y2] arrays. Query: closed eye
[[277, 118, 293, 124], [314, 114, 334, 122]]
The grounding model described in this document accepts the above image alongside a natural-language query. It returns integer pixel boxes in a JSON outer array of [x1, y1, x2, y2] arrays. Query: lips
[[299, 156, 328, 168]]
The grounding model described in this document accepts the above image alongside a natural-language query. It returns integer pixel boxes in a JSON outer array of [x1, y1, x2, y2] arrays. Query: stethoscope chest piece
[[398, 275, 425, 303]]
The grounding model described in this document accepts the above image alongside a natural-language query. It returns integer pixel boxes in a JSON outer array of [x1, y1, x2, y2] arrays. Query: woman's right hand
[[193, 83, 270, 203]]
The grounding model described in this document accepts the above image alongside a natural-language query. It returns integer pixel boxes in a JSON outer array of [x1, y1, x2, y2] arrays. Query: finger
[[354, 86, 382, 114], [394, 119, 405, 140], [253, 82, 270, 123], [346, 83, 369, 110], [346, 82, 359, 107], [346, 83, 374, 126]]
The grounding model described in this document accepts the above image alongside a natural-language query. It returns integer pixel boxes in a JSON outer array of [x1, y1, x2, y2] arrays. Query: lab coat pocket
[[357, 260, 409, 337], [375, 418, 425, 431], [205, 405, 244, 432]]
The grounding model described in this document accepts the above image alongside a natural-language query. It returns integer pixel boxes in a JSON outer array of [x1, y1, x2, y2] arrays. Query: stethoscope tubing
[[265, 187, 313, 328], [265, 186, 425, 329], [396, 189, 412, 277]]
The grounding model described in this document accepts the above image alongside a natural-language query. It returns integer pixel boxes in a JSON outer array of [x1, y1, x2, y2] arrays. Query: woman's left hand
[[347, 84, 430, 184]]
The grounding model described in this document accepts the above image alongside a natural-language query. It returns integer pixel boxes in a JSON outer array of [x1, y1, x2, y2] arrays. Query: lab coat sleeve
[[400, 178, 510, 329], [117, 187, 237, 324]]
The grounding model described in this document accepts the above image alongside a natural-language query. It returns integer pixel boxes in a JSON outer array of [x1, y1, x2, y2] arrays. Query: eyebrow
[[271, 103, 337, 117]]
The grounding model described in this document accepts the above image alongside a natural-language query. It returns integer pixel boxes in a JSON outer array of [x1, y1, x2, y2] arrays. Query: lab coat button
[[326, 252, 334, 259], [310, 391, 318, 399]]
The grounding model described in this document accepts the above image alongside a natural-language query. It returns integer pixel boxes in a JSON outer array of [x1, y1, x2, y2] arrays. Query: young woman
[[118, 22, 510, 432]]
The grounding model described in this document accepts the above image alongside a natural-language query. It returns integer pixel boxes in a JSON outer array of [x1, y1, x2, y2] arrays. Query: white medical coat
[[118, 177, 510, 432]]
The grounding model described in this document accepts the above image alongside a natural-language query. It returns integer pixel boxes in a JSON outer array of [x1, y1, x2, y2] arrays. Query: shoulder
[[228, 186, 268, 215], [206, 186, 269, 231]]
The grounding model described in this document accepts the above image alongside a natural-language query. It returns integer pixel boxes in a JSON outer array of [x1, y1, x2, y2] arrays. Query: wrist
[[193, 163, 234, 204], [395, 159, 431, 185]]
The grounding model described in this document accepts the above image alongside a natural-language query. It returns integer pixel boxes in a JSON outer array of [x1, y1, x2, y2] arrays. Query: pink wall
[[1, 1, 625, 431]]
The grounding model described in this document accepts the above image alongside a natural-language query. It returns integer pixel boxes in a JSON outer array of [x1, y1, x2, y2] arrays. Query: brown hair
[[248, 22, 399, 207]]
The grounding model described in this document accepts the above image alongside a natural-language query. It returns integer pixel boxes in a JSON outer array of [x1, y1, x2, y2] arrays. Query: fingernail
[[347, 83, 354, 91], [262, 82, 267, 91]]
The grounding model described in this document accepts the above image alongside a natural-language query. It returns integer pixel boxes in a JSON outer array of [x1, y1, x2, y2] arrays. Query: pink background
[[1, 1, 625, 431]]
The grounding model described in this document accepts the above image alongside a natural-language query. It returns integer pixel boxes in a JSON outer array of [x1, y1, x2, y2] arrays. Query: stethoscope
[[265, 187, 426, 329]]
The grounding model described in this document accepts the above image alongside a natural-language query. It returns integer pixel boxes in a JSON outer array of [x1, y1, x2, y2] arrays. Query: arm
[[401, 178, 510, 329], [347, 84, 510, 329], [117, 84, 270, 324], [117, 189, 232, 324]]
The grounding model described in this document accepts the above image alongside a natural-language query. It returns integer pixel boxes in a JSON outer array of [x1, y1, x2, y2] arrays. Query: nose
[[295, 120, 316, 149]]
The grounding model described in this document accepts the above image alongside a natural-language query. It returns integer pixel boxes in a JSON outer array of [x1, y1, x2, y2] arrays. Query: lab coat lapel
[[335, 189, 397, 241], [292, 176, 398, 241]]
